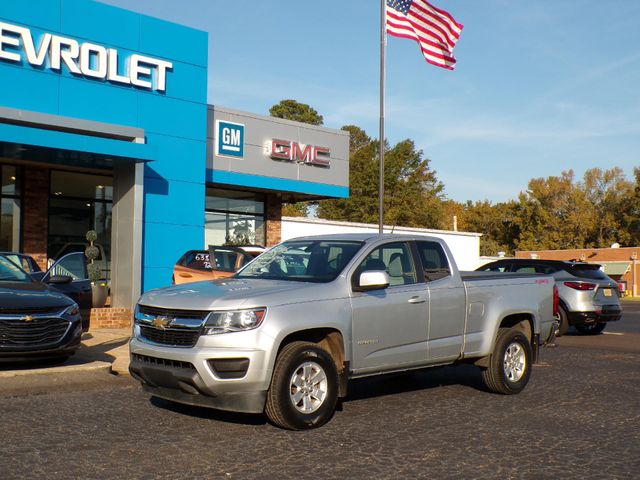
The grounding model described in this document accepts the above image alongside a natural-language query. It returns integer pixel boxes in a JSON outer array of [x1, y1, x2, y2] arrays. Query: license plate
[[603, 289, 612, 297]]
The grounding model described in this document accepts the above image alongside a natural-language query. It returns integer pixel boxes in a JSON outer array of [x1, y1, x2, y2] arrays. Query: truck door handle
[[408, 296, 426, 304]]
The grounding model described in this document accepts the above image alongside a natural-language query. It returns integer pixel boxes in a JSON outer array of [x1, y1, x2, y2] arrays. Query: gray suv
[[477, 259, 621, 335]]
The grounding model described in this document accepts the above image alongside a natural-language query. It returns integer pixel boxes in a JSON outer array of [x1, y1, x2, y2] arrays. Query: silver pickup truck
[[130, 234, 557, 430]]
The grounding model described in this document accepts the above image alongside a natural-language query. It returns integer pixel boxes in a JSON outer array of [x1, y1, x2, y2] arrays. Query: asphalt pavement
[[0, 301, 638, 479]]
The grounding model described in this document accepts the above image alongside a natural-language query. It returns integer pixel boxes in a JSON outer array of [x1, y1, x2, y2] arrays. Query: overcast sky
[[102, 0, 640, 203]]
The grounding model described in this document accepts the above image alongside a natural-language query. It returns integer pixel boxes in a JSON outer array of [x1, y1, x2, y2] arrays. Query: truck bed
[[460, 271, 547, 282]]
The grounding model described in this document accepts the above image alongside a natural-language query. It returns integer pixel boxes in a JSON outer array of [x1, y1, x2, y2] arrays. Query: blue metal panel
[[0, 66, 59, 114], [0, 0, 61, 31], [0, 123, 155, 160], [60, 0, 140, 49], [142, 267, 175, 290], [208, 170, 350, 198], [59, 77, 139, 127], [144, 134, 206, 183], [0, 0, 210, 295], [142, 222, 203, 270], [138, 95, 206, 141], [139, 15, 208, 68], [163, 62, 209, 104], [144, 177, 205, 226]]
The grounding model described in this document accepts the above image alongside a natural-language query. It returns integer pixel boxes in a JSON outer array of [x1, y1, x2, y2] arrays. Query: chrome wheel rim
[[289, 361, 328, 414], [503, 342, 526, 382]]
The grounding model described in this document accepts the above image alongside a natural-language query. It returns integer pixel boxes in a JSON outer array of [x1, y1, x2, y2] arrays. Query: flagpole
[[378, 0, 386, 234]]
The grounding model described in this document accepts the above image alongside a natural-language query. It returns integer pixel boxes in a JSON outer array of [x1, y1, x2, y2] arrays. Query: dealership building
[[0, 0, 349, 319]]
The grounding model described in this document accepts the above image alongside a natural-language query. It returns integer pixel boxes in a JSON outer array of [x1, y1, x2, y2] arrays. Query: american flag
[[386, 0, 463, 70]]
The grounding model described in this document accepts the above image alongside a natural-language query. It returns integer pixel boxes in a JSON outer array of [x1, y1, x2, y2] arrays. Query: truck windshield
[[0, 256, 31, 283], [236, 240, 363, 283]]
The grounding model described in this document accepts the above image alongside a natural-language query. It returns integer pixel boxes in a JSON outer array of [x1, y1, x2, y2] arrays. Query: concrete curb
[[0, 361, 111, 378], [0, 328, 131, 380]]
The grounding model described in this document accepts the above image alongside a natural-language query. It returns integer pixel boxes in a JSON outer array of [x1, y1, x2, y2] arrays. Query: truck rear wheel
[[481, 328, 532, 395], [265, 341, 338, 430]]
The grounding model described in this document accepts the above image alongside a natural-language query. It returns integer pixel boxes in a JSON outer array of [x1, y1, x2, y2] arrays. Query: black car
[[0, 252, 43, 276], [0, 252, 93, 331], [0, 256, 83, 362]]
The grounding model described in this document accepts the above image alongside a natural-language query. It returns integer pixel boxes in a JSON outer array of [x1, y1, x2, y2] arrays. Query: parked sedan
[[173, 245, 265, 284], [477, 259, 621, 335], [1, 252, 93, 330], [0, 252, 42, 276], [0, 256, 83, 362]]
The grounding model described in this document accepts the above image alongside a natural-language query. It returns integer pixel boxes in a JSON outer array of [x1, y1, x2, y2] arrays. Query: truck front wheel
[[481, 328, 532, 395], [265, 341, 338, 430]]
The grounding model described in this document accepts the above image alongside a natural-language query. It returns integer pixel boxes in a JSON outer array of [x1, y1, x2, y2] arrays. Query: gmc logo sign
[[268, 139, 330, 167]]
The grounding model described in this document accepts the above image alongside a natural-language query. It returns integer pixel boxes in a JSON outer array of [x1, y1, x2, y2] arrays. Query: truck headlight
[[204, 308, 266, 335]]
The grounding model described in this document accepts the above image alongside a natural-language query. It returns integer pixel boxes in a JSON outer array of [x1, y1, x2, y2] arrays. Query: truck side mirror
[[356, 270, 390, 291]]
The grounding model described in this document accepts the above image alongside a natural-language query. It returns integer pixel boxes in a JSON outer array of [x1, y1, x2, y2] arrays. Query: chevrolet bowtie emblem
[[152, 315, 173, 330], [22, 315, 34, 322]]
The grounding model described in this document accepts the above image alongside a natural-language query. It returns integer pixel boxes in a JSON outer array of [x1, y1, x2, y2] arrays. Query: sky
[[102, 0, 640, 203]]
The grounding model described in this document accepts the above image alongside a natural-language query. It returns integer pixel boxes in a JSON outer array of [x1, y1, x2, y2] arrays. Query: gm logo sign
[[216, 120, 244, 158]]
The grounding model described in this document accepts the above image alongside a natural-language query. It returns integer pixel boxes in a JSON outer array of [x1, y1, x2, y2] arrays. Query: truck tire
[[575, 322, 606, 335], [557, 306, 569, 336], [265, 341, 339, 430], [481, 328, 532, 395]]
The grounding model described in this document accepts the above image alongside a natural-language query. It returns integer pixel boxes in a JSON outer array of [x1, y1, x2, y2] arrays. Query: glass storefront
[[205, 187, 265, 246], [0, 164, 22, 252], [48, 171, 112, 278]]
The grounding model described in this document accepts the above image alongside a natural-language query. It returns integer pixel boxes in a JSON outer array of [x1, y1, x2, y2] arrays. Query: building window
[[0, 164, 22, 252], [48, 171, 112, 277], [205, 187, 265, 246]]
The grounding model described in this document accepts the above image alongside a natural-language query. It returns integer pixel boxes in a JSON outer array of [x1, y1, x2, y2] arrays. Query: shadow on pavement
[[344, 363, 487, 403], [149, 395, 267, 426]]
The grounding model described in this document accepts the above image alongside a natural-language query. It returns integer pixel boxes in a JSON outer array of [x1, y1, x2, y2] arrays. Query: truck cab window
[[416, 241, 451, 282], [356, 242, 417, 287]]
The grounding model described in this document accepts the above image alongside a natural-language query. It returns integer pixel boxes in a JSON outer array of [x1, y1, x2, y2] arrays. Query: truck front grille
[[137, 305, 209, 320], [132, 353, 196, 370], [0, 317, 70, 348], [139, 325, 200, 347]]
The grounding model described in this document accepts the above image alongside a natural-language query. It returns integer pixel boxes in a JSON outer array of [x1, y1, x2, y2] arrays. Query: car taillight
[[564, 281, 596, 291], [553, 285, 559, 317]]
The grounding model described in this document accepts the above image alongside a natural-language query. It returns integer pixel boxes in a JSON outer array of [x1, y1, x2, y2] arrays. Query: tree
[[619, 167, 640, 245], [269, 99, 323, 125], [282, 203, 309, 217], [580, 167, 634, 247], [317, 126, 445, 228], [268, 99, 325, 217], [464, 201, 520, 256], [514, 170, 595, 251]]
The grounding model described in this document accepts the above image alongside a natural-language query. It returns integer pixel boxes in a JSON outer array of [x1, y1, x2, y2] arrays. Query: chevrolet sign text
[[0, 21, 173, 92]]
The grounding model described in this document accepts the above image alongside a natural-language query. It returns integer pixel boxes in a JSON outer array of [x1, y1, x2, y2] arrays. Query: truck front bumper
[[129, 337, 270, 414]]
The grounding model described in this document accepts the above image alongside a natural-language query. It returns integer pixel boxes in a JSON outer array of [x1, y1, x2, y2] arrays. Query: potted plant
[[85, 230, 108, 308]]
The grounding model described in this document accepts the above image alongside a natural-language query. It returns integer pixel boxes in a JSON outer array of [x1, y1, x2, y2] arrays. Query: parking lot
[[1, 302, 638, 480]]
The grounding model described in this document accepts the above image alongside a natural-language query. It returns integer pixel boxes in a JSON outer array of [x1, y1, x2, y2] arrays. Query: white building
[[281, 217, 482, 271]]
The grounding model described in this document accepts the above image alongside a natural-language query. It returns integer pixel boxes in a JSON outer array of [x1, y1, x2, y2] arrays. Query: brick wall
[[90, 307, 132, 329], [22, 166, 49, 270], [265, 194, 282, 247]]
